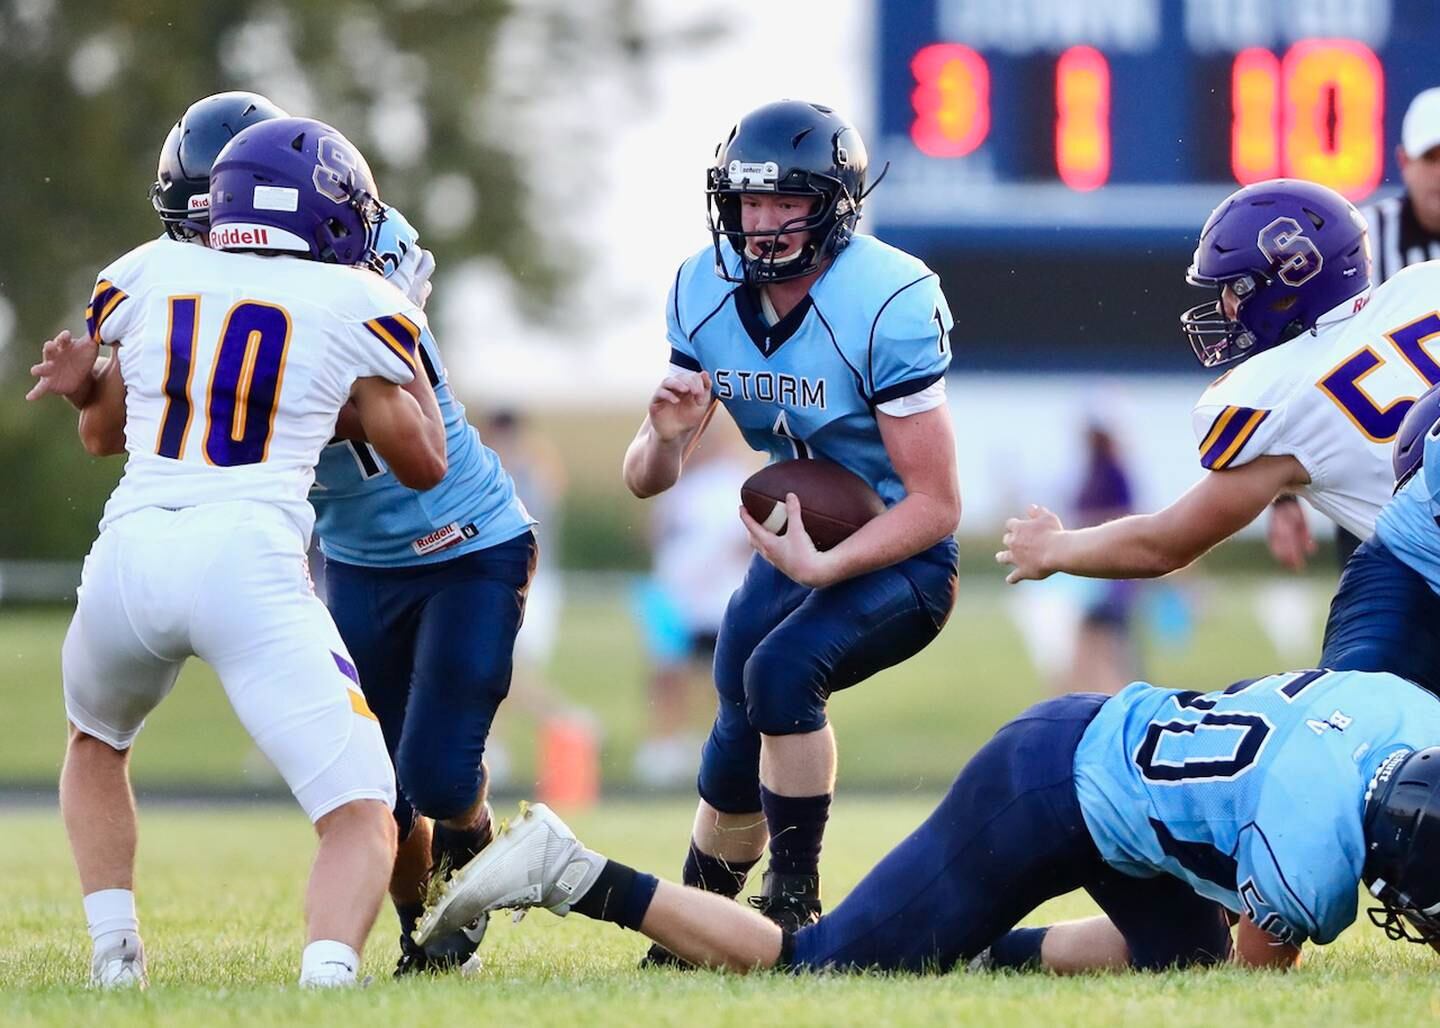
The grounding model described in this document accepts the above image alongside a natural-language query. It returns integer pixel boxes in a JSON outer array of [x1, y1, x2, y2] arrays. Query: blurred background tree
[[0, 0, 655, 558]]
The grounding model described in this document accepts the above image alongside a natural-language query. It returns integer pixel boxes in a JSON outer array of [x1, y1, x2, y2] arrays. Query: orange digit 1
[[1282, 39, 1383, 200], [1055, 46, 1110, 191], [1231, 48, 1281, 185], [910, 43, 990, 158]]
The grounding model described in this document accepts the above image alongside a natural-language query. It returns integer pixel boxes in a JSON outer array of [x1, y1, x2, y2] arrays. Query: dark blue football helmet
[[1393, 384, 1440, 491], [707, 100, 874, 284], [1181, 179, 1371, 368], [208, 117, 384, 267], [151, 91, 289, 240], [1364, 747, 1440, 945]]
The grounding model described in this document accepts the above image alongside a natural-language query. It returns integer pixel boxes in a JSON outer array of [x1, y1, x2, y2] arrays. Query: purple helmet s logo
[[208, 117, 384, 268], [1180, 179, 1370, 368]]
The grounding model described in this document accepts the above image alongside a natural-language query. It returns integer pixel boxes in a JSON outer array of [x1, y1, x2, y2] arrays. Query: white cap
[[1402, 88, 1440, 159]]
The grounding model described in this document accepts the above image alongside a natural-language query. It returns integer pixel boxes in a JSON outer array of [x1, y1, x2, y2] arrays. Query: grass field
[[6, 574, 1433, 1024], [5, 799, 1440, 1027], [0, 575, 1331, 792]]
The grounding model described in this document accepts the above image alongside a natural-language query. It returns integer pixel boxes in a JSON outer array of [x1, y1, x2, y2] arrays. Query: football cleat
[[747, 871, 821, 932], [90, 932, 147, 989], [414, 803, 605, 947], [394, 915, 489, 977], [639, 941, 695, 970]]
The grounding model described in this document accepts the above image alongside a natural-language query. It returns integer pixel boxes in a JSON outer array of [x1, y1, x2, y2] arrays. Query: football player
[[418, 667, 1440, 974], [999, 179, 1428, 589], [621, 100, 961, 948], [28, 117, 448, 988], [32, 91, 537, 977]]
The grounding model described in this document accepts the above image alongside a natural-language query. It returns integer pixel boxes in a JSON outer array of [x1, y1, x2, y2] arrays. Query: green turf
[[0, 576, 1323, 791], [3, 799, 1437, 1026]]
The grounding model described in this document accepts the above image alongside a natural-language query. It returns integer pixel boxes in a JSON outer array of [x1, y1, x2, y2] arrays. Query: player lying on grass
[[31, 91, 535, 976], [998, 179, 1434, 588], [418, 668, 1440, 973]]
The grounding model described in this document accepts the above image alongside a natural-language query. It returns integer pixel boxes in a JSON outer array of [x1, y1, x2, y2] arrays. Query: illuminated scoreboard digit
[[873, 0, 1439, 244]]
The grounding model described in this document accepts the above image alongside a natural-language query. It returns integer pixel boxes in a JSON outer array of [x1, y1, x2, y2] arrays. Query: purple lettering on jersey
[[204, 302, 292, 467], [1317, 347, 1413, 444], [1387, 312, 1440, 387], [156, 296, 200, 460]]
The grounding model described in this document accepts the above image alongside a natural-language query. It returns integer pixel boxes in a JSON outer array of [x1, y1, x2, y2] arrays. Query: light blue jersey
[[310, 210, 534, 566], [1075, 669, 1440, 944], [1375, 423, 1440, 594], [667, 236, 953, 506]]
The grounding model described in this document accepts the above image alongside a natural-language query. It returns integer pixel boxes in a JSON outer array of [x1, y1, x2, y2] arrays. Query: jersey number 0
[[155, 296, 292, 466]]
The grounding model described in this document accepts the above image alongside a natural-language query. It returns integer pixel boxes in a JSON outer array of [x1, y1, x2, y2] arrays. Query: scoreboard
[[871, 0, 1440, 246], [869, 0, 1440, 368]]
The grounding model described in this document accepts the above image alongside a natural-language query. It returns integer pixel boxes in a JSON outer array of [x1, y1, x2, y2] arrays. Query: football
[[741, 458, 886, 551]]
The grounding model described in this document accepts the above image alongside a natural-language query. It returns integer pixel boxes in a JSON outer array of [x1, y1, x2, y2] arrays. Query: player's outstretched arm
[[350, 374, 447, 490], [997, 454, 1307, 582], [77, 355, 126, 457], [1233, 914, 1302, 969], [622, 370, 712, 498]]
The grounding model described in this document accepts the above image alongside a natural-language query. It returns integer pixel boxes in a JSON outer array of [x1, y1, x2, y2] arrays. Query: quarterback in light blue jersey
[[622, 100, 961, 947], [418, 668, 1440, 975]]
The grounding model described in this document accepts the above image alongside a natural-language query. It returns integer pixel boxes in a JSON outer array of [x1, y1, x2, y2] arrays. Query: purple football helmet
[[207, 117, 384, 267], [1181, 179, 1371, 368], [1394, 384, 1440, 491]]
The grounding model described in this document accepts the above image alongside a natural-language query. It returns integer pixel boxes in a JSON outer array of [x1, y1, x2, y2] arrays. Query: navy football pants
[[1320, 537, 1440, 698], [786, 695, 1233, 973], [698, 541, 957, 814], [325, 532, 536, 836]]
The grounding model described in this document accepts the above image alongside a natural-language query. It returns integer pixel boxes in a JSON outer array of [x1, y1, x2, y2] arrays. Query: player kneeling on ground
[[419, 669, 1440, 973], [30, 116, 447, 988]]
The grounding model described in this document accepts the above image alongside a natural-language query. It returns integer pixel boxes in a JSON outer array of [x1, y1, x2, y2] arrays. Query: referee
[[1268, 87, 1440, 571]]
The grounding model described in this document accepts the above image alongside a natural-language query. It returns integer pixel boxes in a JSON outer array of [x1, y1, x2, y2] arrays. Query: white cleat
[[90, 932, 148, 989], [415, 803, 605, 947]]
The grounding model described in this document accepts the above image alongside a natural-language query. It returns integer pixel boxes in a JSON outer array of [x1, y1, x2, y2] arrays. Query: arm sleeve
[[866, 274, 952, 406], [665, 262, 701, 372], [348, 308, 423, 385], [1236, 825, 1357, 946], [85, 272, 137, 345], [1191, 402, 1286, 472]]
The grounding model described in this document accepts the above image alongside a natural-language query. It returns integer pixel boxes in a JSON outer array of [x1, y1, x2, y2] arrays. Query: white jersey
[[87, 238, 421, 539], [1191, 262, 1440, 538]]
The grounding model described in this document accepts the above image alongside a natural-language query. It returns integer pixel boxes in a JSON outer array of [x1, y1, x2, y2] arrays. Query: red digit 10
[[1231, 39, 1384, 200]]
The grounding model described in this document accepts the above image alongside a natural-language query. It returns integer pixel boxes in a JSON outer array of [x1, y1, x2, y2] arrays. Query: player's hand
[[996, 504, 1064, 584], [648, 370, 712, 444], [27, 330, 99, 403], [391, 244, 436, 309], [739, 492, 839, 588], [1266, 496, 1316, 571]]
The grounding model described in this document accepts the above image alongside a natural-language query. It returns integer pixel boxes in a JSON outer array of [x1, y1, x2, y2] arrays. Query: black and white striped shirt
[[1362, 193, 1440, 285]]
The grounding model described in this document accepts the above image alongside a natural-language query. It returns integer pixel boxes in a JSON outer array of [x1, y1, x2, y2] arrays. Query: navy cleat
[[747, 871, 821, 931]]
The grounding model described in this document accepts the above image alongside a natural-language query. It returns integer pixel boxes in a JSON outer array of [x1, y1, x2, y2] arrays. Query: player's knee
[[396, 748, 482, 822], [742, 646, 828, 736], [696, 730, 762, 814], [316, 797, 397, 858]]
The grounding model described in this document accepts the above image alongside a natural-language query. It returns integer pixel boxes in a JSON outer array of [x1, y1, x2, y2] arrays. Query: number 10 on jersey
[[156, 296, 292, 466]]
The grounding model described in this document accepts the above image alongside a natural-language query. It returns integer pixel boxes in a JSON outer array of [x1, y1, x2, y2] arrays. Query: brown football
[[741, 458, 886, 551]]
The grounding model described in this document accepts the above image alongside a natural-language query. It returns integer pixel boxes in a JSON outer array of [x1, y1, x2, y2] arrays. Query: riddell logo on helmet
[[188, 194, 210, 211], [210, 225, 271, 248]]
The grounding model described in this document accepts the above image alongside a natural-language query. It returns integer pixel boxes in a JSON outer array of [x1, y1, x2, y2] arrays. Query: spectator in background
[[631, 437, 755, 787], [1268, 86, 1440, 571], [1064, 425, 1139, 695]]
